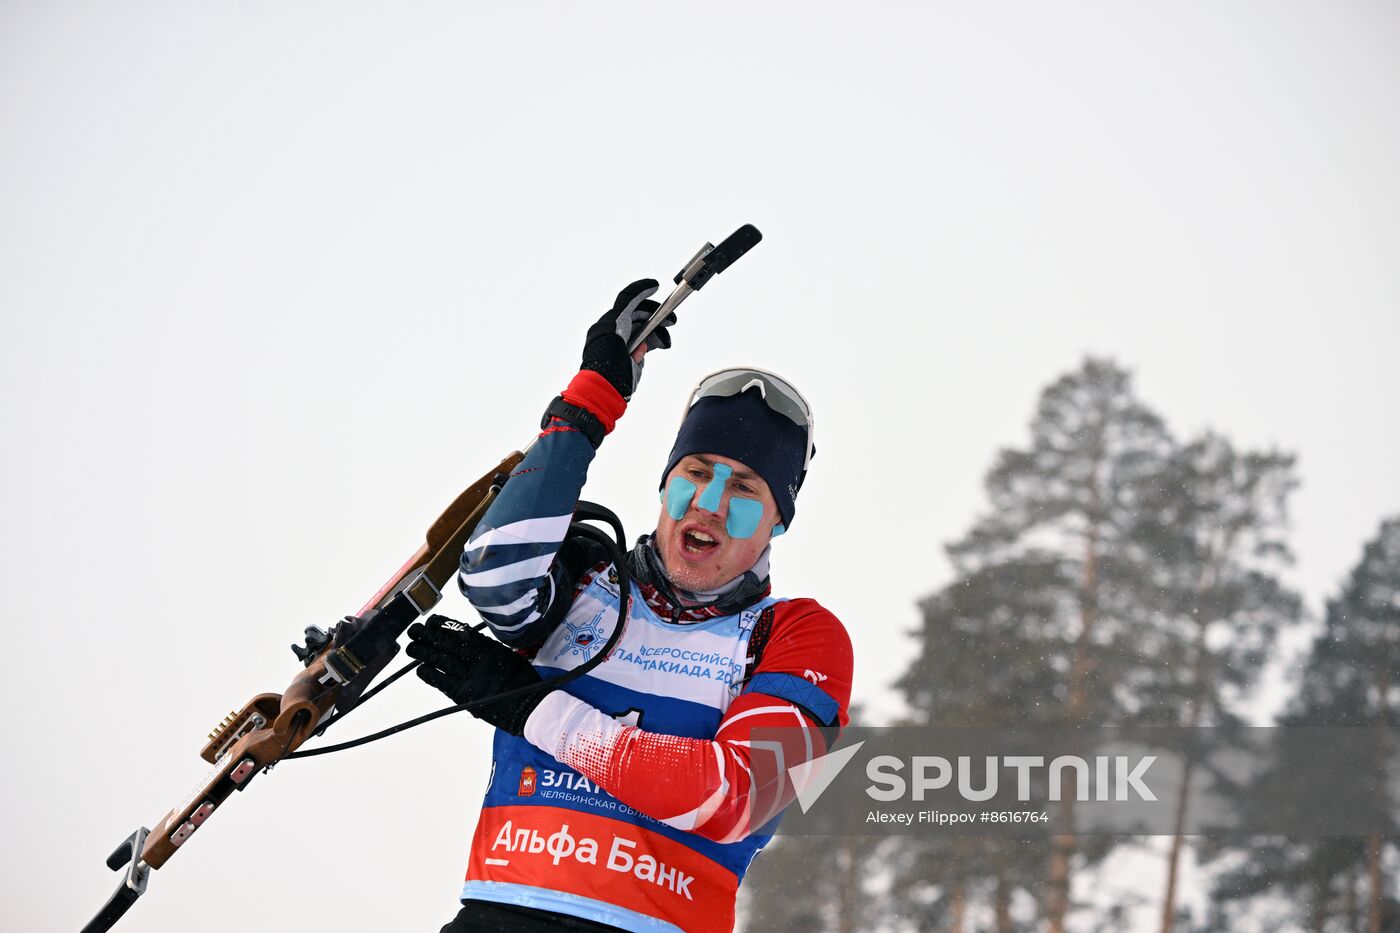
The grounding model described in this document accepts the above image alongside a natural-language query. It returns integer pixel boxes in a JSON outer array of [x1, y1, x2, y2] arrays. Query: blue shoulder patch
[[744, 671, 839, 727]]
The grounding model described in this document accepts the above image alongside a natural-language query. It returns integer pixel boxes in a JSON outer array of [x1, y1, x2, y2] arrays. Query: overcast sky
[[3, 2, 1397, 931]]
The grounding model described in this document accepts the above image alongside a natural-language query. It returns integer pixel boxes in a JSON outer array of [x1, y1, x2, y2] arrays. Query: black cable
[[307, 617, 499, 739], [283, 701, 468, 759], [301, 657, 424, 741], [285, 509, 631, 761], [351, 657, 422, 709]]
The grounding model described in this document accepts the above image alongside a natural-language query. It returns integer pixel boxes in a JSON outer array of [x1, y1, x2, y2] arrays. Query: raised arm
[[458, 280, 674, 647]]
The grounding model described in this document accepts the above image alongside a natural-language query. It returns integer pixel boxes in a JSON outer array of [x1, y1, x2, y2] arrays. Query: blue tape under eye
[[664, 476, 696, 521], [668, 464, 776, 540], [726, 497, 764, 539]]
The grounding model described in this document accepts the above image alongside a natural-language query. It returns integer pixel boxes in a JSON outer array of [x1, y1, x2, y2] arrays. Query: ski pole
[[520, 223, 762, 458], [627, 223, 763, 354]]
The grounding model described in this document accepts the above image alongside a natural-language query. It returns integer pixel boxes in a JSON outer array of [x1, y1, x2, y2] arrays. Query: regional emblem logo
[[518, 765, 537, 796], [554, 610, 606, 661]]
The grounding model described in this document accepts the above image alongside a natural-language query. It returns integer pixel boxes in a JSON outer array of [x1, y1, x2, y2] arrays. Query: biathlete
[[406, 280, 854, 933]]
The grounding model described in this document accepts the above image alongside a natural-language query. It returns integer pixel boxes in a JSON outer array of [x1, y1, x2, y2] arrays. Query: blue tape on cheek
[[695, 463, 731, 513], [726, 496, 764, 539], [665, 476, 696, 521]]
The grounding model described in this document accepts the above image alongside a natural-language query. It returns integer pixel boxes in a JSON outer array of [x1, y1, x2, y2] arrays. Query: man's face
[[655, 453, 783, 593]]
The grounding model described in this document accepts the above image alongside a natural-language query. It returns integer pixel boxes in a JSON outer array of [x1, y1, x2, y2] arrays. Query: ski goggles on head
[[683, 367, 815, 471]]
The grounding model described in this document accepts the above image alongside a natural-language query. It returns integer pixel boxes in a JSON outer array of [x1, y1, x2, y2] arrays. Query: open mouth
[[682, 528, 721, 555]]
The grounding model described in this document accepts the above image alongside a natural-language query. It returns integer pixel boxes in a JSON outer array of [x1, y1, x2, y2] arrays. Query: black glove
[[581, 279, 677, 399], [405, 614, 549, 736]]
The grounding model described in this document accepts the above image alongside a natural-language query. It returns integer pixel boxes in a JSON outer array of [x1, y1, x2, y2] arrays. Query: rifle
[[80, 224, 762, 933]]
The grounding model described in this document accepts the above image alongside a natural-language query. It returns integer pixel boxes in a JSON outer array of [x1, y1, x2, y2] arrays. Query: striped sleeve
[[523, 600, 853, 842], [459, 376, 621, 645]]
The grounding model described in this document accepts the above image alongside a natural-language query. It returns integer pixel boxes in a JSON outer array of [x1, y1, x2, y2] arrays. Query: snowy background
[[1, 2, 1397, 931]]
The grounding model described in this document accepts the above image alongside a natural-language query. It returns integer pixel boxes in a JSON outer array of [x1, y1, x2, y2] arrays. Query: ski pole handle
[[628, 280, 692, 355], [626, 224, 762, 354]]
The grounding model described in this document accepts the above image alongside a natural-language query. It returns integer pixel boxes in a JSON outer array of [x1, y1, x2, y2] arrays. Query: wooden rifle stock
[[127, 450, 523, 872]]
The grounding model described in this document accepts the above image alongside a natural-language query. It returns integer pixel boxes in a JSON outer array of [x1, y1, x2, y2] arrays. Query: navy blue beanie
[[659, 387, 810, 529]]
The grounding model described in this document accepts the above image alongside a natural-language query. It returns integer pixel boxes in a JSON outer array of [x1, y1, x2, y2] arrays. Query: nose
[[693, 464, 733, 516]]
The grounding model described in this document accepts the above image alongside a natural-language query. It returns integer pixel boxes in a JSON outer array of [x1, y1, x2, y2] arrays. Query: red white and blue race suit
[[454, 373, 853, 933]]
